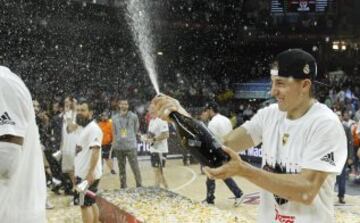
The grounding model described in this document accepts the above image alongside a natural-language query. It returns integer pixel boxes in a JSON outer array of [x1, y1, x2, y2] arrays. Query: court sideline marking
[[171, 166, 197, 192]]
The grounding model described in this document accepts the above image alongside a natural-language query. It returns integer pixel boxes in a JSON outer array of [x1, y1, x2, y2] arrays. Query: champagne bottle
[[169, 111, 229, 167]]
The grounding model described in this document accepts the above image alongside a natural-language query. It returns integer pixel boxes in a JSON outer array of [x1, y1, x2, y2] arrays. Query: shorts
[[150, 153, 167, 168], [101, 144, 114, 159], [73, 177, 100, 207]]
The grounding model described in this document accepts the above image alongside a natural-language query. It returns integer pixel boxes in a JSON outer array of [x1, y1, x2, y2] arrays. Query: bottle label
[[188, 139, 202, 147]]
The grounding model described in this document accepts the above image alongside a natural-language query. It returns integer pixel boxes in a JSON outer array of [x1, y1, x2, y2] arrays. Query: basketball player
[[153, 49, 347, 223], [74, 100, 103, 223], [0, 66, 46, 222]]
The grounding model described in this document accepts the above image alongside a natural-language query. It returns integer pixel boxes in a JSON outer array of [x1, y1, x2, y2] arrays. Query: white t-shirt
[[0, 66, 46, 222], [208, 113, 233, 141], [148, 117, 169, 153], [242, 103, 347, 223], [75, 120, 103, 180], [61, 110, 82, 171]]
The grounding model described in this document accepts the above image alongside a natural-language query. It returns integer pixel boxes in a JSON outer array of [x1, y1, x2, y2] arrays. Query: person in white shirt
[[152, 49, 347, 223], [0, 66, 46, 223], [61, 96, 81, 192], [201, 102, 243, 207], [143, 102, 170, 189], [73, 100, 103, 223]]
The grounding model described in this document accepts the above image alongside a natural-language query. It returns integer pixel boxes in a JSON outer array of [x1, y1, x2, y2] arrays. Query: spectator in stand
[[351, 121, 360, 178], [343, 111, 355, 128], [353, 107, 360, 122], [98, 111, 116, 174], [243, 104, 254, 121], [336, 111, 353, 204], [33, 99, 54, 210], [49, 101, 64, 151]]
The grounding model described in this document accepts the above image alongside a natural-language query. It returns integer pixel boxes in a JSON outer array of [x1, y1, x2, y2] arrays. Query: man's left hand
[[204, 146, 249, 180]]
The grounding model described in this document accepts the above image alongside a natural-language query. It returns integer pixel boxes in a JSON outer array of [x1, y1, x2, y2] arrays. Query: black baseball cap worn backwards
[[204, 101, 219, 112], [271, 48, 317, 80]]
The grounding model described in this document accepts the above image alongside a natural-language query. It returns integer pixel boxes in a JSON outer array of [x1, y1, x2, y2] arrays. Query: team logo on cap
[[270, 61, 279, 76], [303, 64, 310, 75]]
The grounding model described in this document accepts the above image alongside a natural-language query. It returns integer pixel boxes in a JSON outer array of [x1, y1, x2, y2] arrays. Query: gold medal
[[120, 128, 128, 138]]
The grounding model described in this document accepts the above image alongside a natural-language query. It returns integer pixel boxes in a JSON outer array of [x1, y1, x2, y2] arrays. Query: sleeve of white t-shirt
[[89, 127, 103, 149], [208, 120, 218, 137], [0, 79, 31, 137], [241, 106, 269, 146], [301, 119, 347, 174]]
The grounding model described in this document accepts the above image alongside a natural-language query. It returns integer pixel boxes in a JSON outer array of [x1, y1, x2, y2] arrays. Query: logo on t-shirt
[[282, 133, 289, 146], [0, 112, 15, 126], [320, 152, 335, 166]]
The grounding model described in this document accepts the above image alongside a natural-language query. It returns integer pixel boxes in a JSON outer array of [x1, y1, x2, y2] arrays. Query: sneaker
[[338, 197, 346, 204], [52, 177, 62, 186], [201, 199, 215, 205]]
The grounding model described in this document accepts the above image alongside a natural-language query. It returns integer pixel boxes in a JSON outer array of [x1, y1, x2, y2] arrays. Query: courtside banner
[[240, 147, 262, 164], [137, 133, 185, 156]]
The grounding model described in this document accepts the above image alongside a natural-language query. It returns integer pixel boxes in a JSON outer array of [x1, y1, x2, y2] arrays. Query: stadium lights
[[332, 41, 347, 51]]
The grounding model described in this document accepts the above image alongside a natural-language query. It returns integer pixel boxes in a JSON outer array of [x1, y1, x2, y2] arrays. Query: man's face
[[76, 103, 92, 126], [200, 110, 209, 122], [64, 97, 76, 110], [64, 98, 71, 108], [270, 76, 308, 112], [52, 102, 60, 113], [100, 112, 109, 121], [33, 100, 40, 114], [343, 112, 350, 121], [119, 100, 129, 112]]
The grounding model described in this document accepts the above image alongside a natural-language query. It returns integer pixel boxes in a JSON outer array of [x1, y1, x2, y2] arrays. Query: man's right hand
[[151, 94, 191, 122]]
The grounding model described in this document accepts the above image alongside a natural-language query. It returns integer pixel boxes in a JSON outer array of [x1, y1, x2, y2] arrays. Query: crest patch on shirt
[[282, 133, 289, 146]]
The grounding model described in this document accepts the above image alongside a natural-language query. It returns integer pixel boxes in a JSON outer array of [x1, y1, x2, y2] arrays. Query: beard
[[76, 114, 91, 127], [119, 108, 128, 115]]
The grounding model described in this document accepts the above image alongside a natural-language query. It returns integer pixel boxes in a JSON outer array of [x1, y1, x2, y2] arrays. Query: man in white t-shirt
[[0, 66, 46, 222], [143, 102, 170, 188], [73, 100, 103, 223], [61, 96, 81, 193], [152, 49, 347, 223], [202, 102, 243, 207]]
